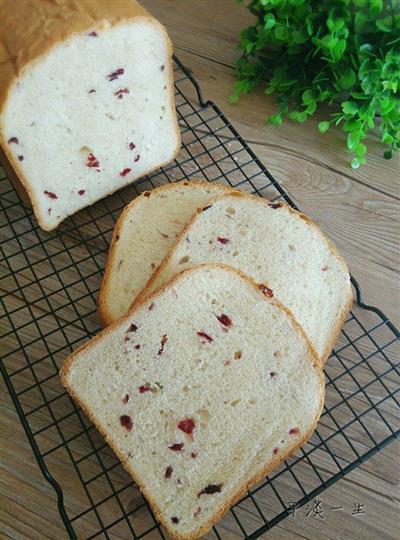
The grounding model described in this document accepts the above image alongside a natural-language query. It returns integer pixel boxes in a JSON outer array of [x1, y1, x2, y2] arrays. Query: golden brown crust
[[61, 262, 324, 540], [132, 191, 353, 363], [98, 180, 237, 326], [0, 1, 181, 231]]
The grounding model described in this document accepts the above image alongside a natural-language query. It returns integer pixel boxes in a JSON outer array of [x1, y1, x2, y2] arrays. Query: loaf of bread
[[61, 264, 324, 540], [135, 192, 353, 361], [98, 180, 233, 325], [0, 0, 180, 230]]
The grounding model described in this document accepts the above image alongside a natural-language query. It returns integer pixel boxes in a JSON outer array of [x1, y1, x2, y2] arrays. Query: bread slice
[[61, 264, 324, 540], [98, 180, 233, 325], [0, 0, 180, 230], [135, 192, 353, 362]]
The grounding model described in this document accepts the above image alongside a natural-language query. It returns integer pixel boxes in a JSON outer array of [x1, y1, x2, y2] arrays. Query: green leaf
[[376, 16, 393, 33], [302, 89, 314, 105], [339, 67, 357, 90], [264, 13, 276, 30], [344, 119, 363, 133], [289, 110, 307, 123], [268, 113, 282, 125], [228, 93, 239, 104], [356, 143, 367, 156], [332, 39, 346, 61], [351, 158, 360, 169], [370, 0, 383, 17], [384, 149, 393, 159], [318, 121, 330, 133], [342, 101, 358, 115], [382, 132, 394, 144]]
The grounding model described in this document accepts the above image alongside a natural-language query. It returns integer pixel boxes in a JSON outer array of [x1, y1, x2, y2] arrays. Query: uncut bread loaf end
[[61, 264, 324, 540], [0, 0, 180, 230], [134, 192, 353, 362], [98, 180, 234, 325]]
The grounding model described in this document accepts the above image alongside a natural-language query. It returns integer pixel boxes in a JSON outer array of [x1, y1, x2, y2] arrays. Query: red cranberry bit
[[7, 137, 19, 144], [160, 64, 165, 71], [88, 89, 96, 93], [122, 394, 129, 404], [289, 427, 300, 435], [259, 284, 274, 297], [134, 154, 140, 162], [88, 31, 98, 37], [269, 202, 282, 209], [120, 415, 133, 431], [273, 447, 279, 455], [139, 385, 150, 393], [224, 360, 231, 366], [18, 155, 24, 161], [86, 153, 100, 169], [135, 344, 141, 350], [78, 189, 86, 196], [114, 88, 130, 99], [171, 517, 179, 524], [143, 191, 151, 197], [119, 167, 132, 177], [165, 465, 173, 478], [47, 208, 51, 215], [216, 314, 232, 327], [177, 418, 195, 435], [270, 371, 276, 378], [124, 336, 130, 342], [202, 205, 212, 212], [194, 507, 202, 518], [322, 265, 328, 271], [217, 237, 230, 244], [128, 324, 138, 333], [197, 331, 213, 343], [129, 142, 136, 150], [44, 190, 58, 199], [197, 484, 222, 497], [191, 451, 197, 459], [168, 443, 184, 452], [158, 334, 168, 355], [107, 68, 124, 81], [234, 351, 242, 360], [149, 302, 155, 310]]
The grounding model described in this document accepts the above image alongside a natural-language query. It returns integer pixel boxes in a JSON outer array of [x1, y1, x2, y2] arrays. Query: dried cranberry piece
[[128, 324, 138, 333], [234, 351, 242, 360], [129, 142, 136, 150], [197, 484, 222, 497], [171, 517, 179, 524], [201, 205, 212, 212], [269, 202, 282, 209], [217, 237, 230, 244], [114, 88, 130, 99], [149, 302, 155, 310], [119, 168, 132, 177], [47, 208, 51, 215], [168, 443, 184, 452], [134, 154, 140, 162], [270, 371, 276, 378], [135, 344, 141, 350], [88, 89, 96, 93], [78, 189, 85, 195], [107, 68, 124, 81], [197, 331, 213, 343], [216, 314, 232, 327], [322, 265, 328, 271], [165, 465, 173, 478], [143, 191, 151, 197], [158, 334, 168, 355], [44, 190, 58, 199], [124, 336, 130, 342], [120, 415, 133, 431], [160, 65, 165, 71], [122, 394, 129, 404], [86, 153, 100, 169], [139, 385, 150, 393], [17, 155, 24, 161], [7, 137, 19, 144], [273, 447, 279, 455], [224, 360, 231, 366], [191, 451, 197, 459], [259, 284, 274, 297], [177, 418, 195, 435], [289, 427, 300, 435], [88, 31, 98, 37]]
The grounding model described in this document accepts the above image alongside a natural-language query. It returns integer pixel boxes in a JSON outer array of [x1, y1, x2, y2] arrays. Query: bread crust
[[61, 262, 325, 540], [0, 1, 181, 231], [98, 180, 236, 326], [133, 191, 353, 363]]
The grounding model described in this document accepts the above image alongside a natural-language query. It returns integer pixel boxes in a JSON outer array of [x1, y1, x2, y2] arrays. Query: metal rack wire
[[1, 56, 399, 540]]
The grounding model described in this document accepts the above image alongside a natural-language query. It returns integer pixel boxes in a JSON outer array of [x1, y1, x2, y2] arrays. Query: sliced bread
[[0, 0, 180, 230], [61, 264, 324, 540], [134, 192, 353, 361], [98, 180, 233, 325]]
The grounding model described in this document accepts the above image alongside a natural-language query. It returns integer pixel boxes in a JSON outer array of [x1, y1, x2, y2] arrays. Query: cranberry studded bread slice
[[0, 0, 180, 231], [61, 264, 324, 540], [136, 192, 353, 362], [98, 180, 234, 325]]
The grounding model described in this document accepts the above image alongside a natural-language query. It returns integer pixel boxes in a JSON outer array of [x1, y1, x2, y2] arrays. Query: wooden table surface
[[1, 1, 399, 539]]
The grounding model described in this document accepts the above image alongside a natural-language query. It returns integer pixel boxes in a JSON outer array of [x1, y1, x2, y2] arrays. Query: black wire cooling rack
[[1, 56, 399, 540]]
